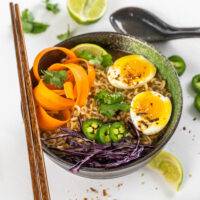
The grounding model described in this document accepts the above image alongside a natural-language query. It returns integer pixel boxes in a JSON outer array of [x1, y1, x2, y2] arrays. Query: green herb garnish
[[95, 90, 130, 118], [77, 50, 112, 68], [192, 74, 200, 93], [89, 56, 102, 65], [78, 50, 94, 61], [21, 9, 49, 34], [95, 89, 124, 104], [168, 55, 186, 76], [41, 70, 67, 88], [101, 54, 113, 68], [98, 103, 130, 119], [194, 94, 200, 112], [57, 24, 73, 41], [44, 0, 60, 14]]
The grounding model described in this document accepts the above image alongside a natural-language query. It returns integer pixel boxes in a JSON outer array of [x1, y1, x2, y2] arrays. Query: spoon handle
[[170, 27, 200, 38]]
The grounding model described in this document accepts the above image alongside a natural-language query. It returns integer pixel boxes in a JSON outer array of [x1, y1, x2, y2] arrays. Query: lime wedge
[[148, 151, 183, 191], [72, 43, 109, 68], [72, 43, 108, 57], [67, 0, 108, 24]]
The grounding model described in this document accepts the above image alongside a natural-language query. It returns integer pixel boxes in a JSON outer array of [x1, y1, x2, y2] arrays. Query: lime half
[[67, 0, 108, 24], [148, 151, 183, 191], [72, 43, 108, 57]]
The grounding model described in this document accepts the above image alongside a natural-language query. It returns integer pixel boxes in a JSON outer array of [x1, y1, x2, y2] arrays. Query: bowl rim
[[41, 31, 183, 174]]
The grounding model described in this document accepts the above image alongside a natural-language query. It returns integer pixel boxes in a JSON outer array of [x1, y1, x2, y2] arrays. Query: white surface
[[1, 0, 200, 199]]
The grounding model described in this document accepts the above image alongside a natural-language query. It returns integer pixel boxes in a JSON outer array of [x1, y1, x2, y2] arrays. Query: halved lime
[[72, 43, 108, 57], [148, 151, 183, 191], [67, 0, 108, 24]]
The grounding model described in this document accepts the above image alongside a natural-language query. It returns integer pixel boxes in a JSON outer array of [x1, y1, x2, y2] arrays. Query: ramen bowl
[[31, 32, 182, 179]]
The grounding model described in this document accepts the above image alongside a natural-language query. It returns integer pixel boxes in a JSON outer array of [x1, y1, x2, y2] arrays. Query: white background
[[1, 0, 200, 199]]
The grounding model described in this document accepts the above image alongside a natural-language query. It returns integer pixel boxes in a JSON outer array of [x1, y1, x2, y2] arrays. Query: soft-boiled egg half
[[130, 91, 172, 135], [107, 55, 157, 89]]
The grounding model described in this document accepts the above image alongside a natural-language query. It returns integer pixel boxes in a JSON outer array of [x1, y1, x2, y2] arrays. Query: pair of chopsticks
[[9, 3, 51, 200]]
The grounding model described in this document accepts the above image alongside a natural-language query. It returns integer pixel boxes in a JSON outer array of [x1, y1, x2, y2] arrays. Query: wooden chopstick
[[10, 3, 51, 200], [9, 3, 42, 200]]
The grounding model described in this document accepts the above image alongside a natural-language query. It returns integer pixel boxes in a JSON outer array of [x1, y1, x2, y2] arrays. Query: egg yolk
[[114, 55, 156, 86], [132, 91, 171, 126]]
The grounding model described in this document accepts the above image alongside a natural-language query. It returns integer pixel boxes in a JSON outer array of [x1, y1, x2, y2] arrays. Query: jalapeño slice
[[82, 119, 103, 140], [110, 122, 127, 142], [168, 55, 186, 76], [96, 124, 111, 143], [192, 74, 200, 93], [194, 94, 200, 112]]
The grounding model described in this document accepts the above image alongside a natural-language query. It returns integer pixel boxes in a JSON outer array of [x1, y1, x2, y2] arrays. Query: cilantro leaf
[[31, 22, 49, 34], [21, 9, 34, 21], [41, 70, 67, 88], [95, 89, 130, 118], [21, 9, 49, 34], [78, 50, 95, 60], [77, 50, 113, 68], [44, 0, 60, 14], [57, 25, 73, 41], [98, 103, 130, 119], [89, 56, 102, 65], [101, 54, 113, 68], [95, 89, 124, 104], [22, 21, 34, 33]]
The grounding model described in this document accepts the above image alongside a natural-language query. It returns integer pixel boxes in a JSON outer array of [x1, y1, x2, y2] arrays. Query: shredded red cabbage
[[128, 119, 140, 151], [78, 116, 83, 131], [41, 121, 153, 173], [88, 146, 144, 168], [70, 150, 103, 173], [41, 133, 70, 141], [49, 147, 91, 156], [58, 127, 85, 138], [41, 127, 93, 143]]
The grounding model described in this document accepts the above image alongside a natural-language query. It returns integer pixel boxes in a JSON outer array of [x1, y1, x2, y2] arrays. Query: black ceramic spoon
[[110, 7, 200, 42]]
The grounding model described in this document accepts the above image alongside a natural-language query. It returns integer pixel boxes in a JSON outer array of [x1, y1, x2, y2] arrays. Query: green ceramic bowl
[[35, 32, 182, 179]]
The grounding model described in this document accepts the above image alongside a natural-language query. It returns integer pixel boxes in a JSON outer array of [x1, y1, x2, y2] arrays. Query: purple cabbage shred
[[41, 121, 153, 173]]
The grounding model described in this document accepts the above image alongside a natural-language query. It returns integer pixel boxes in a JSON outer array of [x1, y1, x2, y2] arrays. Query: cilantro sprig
[[44, 0, 60, 14], [41, 70, 67, 88], [57, 24, 73, 41], [95, 89, 124, 104], [21, 9, 49, 34], [98, 103, 131, 119], [95, 90, 130, 119], [77, 50, 112, 68]]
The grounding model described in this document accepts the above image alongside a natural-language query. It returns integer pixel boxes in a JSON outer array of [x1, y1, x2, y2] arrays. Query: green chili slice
[[192, 74, 200, 93], [194, 94, 200, 112], [96, 124, 111, 143], [168, 55, 186, 76], [82, 119, 103, 140], [110, 122, 127, 142]]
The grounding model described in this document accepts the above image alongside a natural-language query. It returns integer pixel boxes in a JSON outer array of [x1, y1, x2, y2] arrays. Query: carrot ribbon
[[64, 58, 95, 89], [32, 47, 95, 131], [36, 105, 71, 131], [33, 80, 74, 111], [33, 47, 77, 81], [64, 82, 74, 100], [48, 63, 90, 107]]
